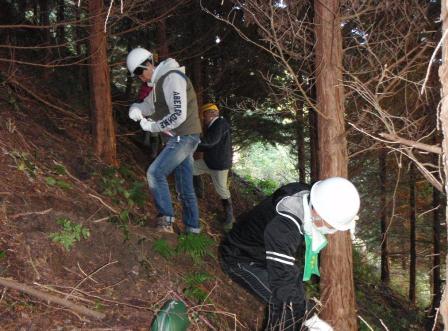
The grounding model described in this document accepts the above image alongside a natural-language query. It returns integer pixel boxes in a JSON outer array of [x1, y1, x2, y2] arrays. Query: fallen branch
[[10, 208, 53, 220], [0, 277, 105, 320], [88, 194, 118, 214]]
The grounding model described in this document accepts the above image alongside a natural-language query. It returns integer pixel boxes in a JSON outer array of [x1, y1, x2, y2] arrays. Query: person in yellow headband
[[193, 103, 235, 230]]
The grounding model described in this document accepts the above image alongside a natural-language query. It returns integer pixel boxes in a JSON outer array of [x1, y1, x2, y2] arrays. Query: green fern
[[153, 239, 175, 259], [49, 218, 90, 251], [184, 272, 213, 303], [175, 233, 215, 264]]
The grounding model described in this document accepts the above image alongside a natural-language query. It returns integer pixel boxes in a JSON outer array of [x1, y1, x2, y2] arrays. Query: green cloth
[[303, 234, 327, 281]]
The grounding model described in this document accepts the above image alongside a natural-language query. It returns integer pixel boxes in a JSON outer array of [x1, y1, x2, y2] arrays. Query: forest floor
[[0, 70, 436, 330]]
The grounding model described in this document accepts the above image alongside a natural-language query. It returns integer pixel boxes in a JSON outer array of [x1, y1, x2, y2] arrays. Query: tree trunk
[[430, 176, 441, 319], [296, 104, 306, 182], [409, 163, 416, 305], [157, 18, 169, 60], [39, 0, 51, 68], [437, 0, 448, 327], [309, 85, 319, 182], [314, 0, 357, 330], [57, 0, 65, 46], [87, 0, 117, 166], [379, 147, 390, 285]]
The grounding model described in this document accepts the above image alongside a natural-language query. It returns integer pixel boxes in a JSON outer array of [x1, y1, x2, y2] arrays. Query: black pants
[[221, 259, 272, 303], [221, 258, 306, 331]]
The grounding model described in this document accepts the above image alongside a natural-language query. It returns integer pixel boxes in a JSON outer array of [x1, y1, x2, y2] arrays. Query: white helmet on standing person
[[126, 47, 152, 77], [310, 177, 360, 231]]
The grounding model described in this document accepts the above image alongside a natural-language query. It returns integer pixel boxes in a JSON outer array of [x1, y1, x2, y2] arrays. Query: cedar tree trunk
[[438, 0, 448, 327], [409, 163, 416, 304], [314, 0, 357, 329], [379, 147, 390, 285], [88, 0, 117, 166]]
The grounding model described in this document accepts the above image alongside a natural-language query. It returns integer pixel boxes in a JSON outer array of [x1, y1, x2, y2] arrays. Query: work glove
[[140, 118, 156, 132], [128, 105, 144, 122], [304, 314, 333, 331]]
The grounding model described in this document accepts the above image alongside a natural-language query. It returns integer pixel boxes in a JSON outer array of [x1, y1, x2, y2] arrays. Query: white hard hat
[[310, 177, 360, 231], [126, 47, 152, 76]]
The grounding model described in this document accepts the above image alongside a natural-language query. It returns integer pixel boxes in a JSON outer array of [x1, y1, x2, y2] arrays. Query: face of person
[[311, 208, 335, 231], [137, 63, 154, 82], [203, 110, 218, 125]]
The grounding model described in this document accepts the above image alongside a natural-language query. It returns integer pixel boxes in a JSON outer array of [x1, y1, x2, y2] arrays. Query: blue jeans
[[147, 134, 200, 232]]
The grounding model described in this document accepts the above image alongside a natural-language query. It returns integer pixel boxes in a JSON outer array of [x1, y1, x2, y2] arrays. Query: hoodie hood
[[151, 58, 185, 84], [275, 191, 308, 234]]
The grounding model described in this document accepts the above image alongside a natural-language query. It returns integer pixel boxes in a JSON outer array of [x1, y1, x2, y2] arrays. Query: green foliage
[[10, 151, 37, 180], [100, 166, 146, 207], [94, 300, 105, 312], [175, 233, 215, 265], [242, 175, 278, 195], [184, 272, 213, 303], [45, 163, 72, 190], [108, 212, 130, 241], [153, 239, 175, 259], [53, 163, 67, 175], [0, 251, 6, 260], [352, 248, 380, 284], [45, 176, 73, 190], [234, 142, 299, 194], [49, 218, 90, 251]]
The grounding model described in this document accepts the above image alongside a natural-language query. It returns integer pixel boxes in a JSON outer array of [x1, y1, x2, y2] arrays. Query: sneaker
[[156, 216, 174, 233], [184, 226, 201, 235]]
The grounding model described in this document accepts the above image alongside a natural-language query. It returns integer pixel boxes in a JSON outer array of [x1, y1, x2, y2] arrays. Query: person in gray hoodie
[[126, 47, 202, 234]]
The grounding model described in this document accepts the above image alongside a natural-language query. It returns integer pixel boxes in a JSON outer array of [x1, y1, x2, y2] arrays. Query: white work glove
[[304, 314, 333, 331], [129, 105, 144, 122], [140, 118, 156, 132]]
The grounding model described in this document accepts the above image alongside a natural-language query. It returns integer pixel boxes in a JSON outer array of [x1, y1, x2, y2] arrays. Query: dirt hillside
[[0, 75, 264, 330]]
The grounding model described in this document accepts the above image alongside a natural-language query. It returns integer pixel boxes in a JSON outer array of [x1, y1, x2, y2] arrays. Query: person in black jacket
[[220, 177, 361, 331], [193, 103, 234, 229]]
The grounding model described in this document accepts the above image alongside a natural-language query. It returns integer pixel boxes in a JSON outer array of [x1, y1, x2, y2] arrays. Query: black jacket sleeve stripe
[[264, 215, 305, 306]]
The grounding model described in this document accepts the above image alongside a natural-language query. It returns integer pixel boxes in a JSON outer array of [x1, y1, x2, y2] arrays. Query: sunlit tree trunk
[[88, 0, 117, 166], [379, 147, 390, 285], [437, 0, 448, 327], [314, 0, 357, 329], [409, 163, 416, 305]]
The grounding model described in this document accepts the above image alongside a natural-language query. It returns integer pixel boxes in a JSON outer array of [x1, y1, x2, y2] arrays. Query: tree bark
[[88, 0, 118, 166], [57, 0, 65, 46], [437, 0, 448, 327], [296, 103, 306, 182], [309, 85, 319, 182], [430, 174, 441, 319], [314, 0, 357, 329], [409, 163, 416, 305], [379, 147, 390, 285]]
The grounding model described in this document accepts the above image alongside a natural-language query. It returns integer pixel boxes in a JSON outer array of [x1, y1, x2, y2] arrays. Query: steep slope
[[0, 73, 433, 330], [0, 76, 264, 330]]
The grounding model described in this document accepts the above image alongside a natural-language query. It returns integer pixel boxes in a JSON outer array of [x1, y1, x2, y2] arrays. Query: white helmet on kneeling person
[[310, 177, 360, 231]]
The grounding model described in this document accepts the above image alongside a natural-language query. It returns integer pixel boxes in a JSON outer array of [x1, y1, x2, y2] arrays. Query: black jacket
[[220, 182, 310, 306], [197, 117, 232, 170]]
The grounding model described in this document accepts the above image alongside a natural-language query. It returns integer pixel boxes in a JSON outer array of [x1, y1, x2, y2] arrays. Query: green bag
[[151, 299, 190, 331]]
